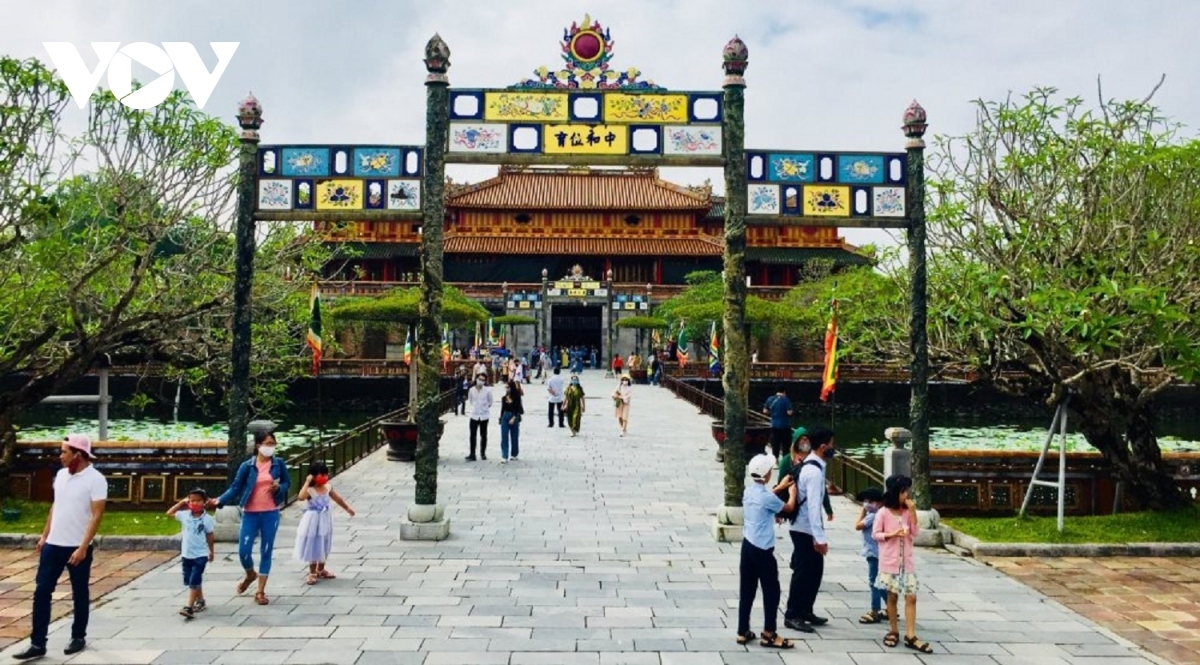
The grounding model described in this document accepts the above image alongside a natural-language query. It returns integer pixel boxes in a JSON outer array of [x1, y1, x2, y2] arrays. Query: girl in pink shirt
[[871, 475, 933, 654]]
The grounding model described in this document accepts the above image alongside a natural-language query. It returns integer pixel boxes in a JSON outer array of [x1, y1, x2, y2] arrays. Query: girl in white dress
[[293, 462, 355, 584]]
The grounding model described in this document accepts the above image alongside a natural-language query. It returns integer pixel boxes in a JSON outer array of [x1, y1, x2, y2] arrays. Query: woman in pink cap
[[13, 434, 107, 661]]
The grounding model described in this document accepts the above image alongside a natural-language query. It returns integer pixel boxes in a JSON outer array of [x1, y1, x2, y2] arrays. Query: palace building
[[320, 165, 871, 357]]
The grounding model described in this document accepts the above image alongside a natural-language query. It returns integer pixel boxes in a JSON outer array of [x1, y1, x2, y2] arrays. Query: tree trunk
[[0, 414, 16, 498], [1075, 396, 1188, 511]]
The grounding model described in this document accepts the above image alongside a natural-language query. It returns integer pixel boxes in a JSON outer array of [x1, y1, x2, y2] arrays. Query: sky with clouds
[[2, 0, 1196, 249]]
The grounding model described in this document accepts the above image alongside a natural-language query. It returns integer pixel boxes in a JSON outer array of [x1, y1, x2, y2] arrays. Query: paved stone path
[[984, 556, 1200, 665], [0, 549, 173, 652], [0, 373, 1164, 663]]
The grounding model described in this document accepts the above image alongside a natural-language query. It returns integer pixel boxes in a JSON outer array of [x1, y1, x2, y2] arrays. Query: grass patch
[[944, 506, 1200, 544], [1, 500, 180, 537]]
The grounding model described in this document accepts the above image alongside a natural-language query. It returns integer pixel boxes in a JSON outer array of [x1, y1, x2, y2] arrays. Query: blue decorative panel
[[768, 153, 815, 183], [838, 155, 886, 184], [851, 186, 872, 216], [688, 93, 722, 123], [629, 125, 661, 154], [331, 147, 352, 176], [886, 154, 906, 184], [259, 148, 280, 176], [402, 149, 423, 176], [294, 179, 314, 210], [569, 93, 603, 122], [508, 124, 543, 153], [280, 148, 330, 177], [364, 179, 387, 209], [449, 91, 484, 119], [815, 154, 837, 183], [353, 148, 403, 178], [781, 185, 801, 215]]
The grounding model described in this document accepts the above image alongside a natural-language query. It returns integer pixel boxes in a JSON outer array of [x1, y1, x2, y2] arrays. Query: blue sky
[[1, 0, 1196, 249]]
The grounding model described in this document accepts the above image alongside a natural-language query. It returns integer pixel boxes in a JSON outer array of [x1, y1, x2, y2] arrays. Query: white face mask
[[259, 445, 275, 458], [476, 379, 485, 386]]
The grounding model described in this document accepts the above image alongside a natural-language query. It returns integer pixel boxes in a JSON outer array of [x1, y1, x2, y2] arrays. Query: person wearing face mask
[[210, 431, 290, 606], [611, 376, 633, 436], [294, 462, 355, 584], [13, 435, 107, 661], [165, 489, 215, 619], [562, 374, 586, 436], [499, 378, 525, 463], [778, 428, 834, 522], [466, 373, 494, 461], [782, 427, 837, 634]]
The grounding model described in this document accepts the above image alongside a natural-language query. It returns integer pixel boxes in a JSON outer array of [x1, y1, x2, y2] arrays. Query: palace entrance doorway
[[550, 305, 602, 352]]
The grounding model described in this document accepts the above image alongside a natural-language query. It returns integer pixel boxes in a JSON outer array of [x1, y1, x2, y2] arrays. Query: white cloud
[[2, 0, 1196, 250]]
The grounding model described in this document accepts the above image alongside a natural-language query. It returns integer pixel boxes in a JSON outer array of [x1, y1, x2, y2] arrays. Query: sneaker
[[193, 599, 207, 613], [501, 458, 508, 464], [11, 645, 46, 661], [511, 457, 518, 462], [179, 605, 194, 619]]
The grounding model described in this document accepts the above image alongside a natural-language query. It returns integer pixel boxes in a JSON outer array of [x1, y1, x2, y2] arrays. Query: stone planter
[[381, 420, 446, 462], [710, 421, 772, 463]]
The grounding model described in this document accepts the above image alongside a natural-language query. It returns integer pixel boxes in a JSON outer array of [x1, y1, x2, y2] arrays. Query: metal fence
[[281, 386, 458, 504]]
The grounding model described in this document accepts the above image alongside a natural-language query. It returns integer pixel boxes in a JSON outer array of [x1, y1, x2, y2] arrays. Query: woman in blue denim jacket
[[209, 431, 290, 605]]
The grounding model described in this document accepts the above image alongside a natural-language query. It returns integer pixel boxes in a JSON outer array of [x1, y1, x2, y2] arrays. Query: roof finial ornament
[[902, 99, 928, 148], [236, 92, 263, 141], [424, 34, 451, 84], [722, 35, 748, 87]]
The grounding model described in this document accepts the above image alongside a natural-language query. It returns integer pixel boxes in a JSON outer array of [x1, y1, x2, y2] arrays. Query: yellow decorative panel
[[543, 124, 629, 155], [484, 92, 569, 122], [802, 186, 851, 217], [316, 180, 364, 210], [603, 94, 689, 123]]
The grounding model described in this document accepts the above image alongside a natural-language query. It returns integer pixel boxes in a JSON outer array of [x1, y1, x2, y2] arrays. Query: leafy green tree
[[0, 58, 324, 491], [926, 85, 1200, 510]]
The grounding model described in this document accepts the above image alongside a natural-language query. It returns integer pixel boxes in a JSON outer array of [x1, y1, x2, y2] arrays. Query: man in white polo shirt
[[13, 434, 107, 661]]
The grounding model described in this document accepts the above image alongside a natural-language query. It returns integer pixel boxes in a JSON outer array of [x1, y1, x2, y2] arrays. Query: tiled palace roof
[[447, 167, 712, 211], [444, 234, 723, 256]]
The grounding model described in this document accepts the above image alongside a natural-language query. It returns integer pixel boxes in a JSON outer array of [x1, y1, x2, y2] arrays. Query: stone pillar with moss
[[402, 34, 451, 541], [714, 36, 749, 542], [227, 94, 262, 478]]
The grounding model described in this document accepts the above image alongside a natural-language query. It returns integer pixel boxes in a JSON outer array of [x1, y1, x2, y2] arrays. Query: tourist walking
[[783, 428, 836, 633], [165, 488, 214, 619], [873, 475, 933, 653], [211, 431, 290, 606], [612, 353, 624, 376], [500, 378, 525, 462], [563, 374, 586, 436], [736, 454, 795, 650], [546, 367, 566, 428], [611, 375, 633, 436], [763, 386, 794, 459], [466, 373, 493, 461], [13, 435, 107, 661], [854, 486, 888, 625], [294, 462, 355, 585]]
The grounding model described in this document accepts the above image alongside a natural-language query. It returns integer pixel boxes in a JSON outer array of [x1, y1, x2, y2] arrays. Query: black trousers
[[469, 419, 488, 457], [32, 544, 93, 647], [548, 402, 564, 426], [770, 427, 791, 459], [785, 530, 824, 621], [737, 539, 780, 635]]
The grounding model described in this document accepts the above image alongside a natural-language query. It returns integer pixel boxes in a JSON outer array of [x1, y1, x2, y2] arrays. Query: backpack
[[775, 459, 823, 523]]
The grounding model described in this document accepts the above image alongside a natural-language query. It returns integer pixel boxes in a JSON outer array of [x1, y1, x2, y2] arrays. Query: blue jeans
[[867, 556, 887, 612], [500, 411, 521, 459], [239, 509, 280, 575], [32, 544, 93, 648]]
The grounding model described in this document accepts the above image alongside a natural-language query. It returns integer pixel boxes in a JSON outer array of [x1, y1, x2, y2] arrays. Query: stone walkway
[[0, 373, 1164, 664], [984, 556, 1200, 665], [0, 549, 172, 652]]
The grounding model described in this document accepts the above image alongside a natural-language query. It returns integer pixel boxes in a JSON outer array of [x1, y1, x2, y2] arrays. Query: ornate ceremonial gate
[[230, 16, 930, 538]]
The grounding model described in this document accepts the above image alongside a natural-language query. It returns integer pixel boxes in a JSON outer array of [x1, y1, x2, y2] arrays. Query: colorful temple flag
[[487, 317, 497, 346], [403, 326, 414, 365], [676, 320, 690, 366], [651, 327, 662, 348], [474, 320, 482, 350], [708, 320, 719, 372], [820, 299, 839, 402], [305, 283, 322, 376], [441, 323, 451, 370]]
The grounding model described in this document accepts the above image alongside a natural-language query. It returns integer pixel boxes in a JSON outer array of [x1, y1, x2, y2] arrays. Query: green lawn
[[944, 506, 1200, 544], [1, 500, 181, 536]]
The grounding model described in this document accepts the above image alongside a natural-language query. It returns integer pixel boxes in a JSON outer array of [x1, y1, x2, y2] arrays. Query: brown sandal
[[254, 591, 269, 605], [735, 631, 758, 645], [904, 636, 933, 653], [883, 631, 899, 648], [759, 632, 794, 649], [235, 571, 258, 594]]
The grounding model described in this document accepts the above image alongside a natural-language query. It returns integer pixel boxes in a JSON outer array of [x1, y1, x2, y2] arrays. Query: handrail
[[661, 375, 772, 426]]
